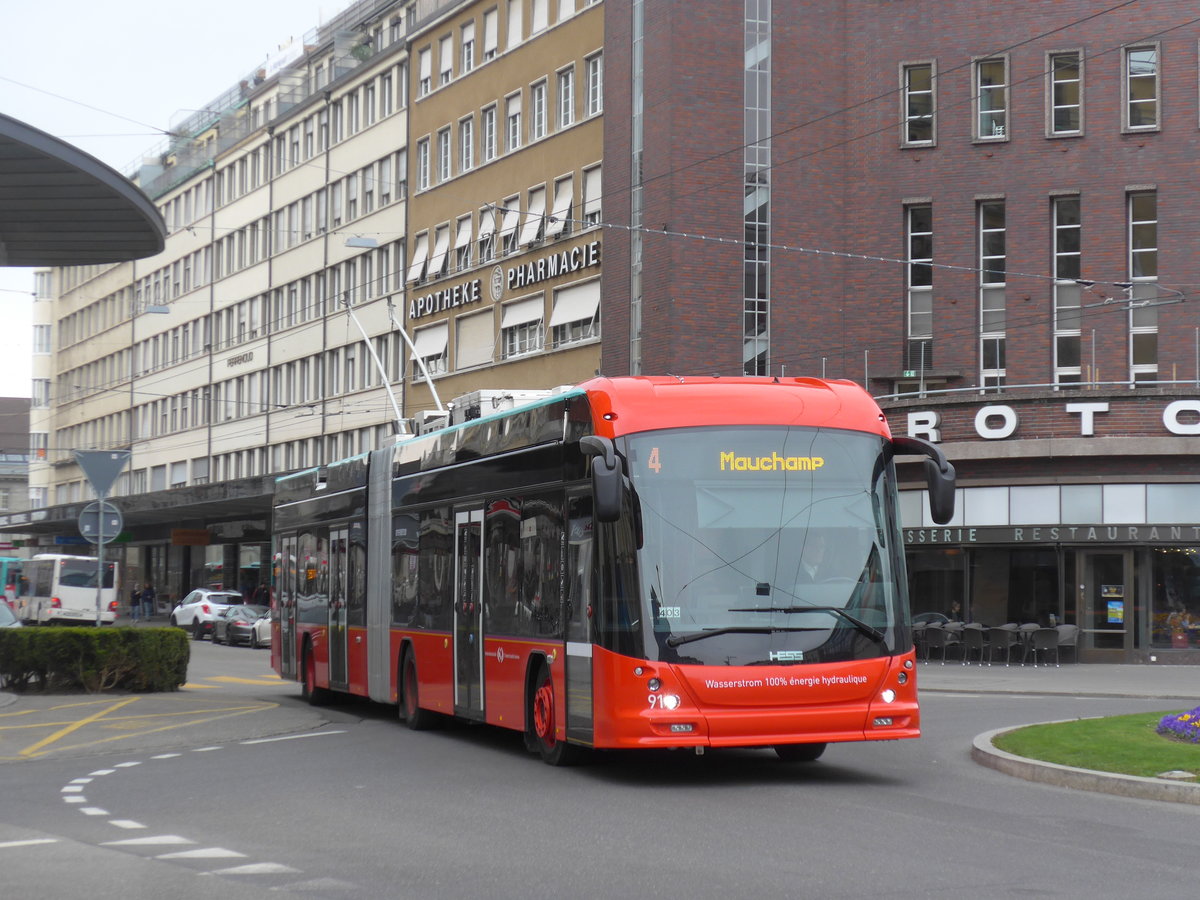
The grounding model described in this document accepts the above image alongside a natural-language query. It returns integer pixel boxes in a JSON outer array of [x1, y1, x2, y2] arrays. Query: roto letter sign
[[906, 399, 1200, 442]]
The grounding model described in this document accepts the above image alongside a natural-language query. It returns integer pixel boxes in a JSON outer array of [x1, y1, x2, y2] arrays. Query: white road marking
[[109, 820, 147, 829], [242, 730, 347, 744], [150, 753, 181, 759], [102, 835, 195, 846], [211, 862, 302, 875], [60, 785, 84, 793], [0, 839, 58, 849], [114, 761, 141, 768], [191, 746, 223, 752], [62, 796, 86, 804], [80, 808, 109, 816], [157, 847, 247, 860], [88, 769, 116, 776]]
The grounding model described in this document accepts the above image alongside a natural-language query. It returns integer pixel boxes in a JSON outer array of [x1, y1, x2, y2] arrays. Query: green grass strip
[[992, 711, 1200, 779]]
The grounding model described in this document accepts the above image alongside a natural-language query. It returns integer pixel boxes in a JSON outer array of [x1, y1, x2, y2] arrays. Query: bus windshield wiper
[[665, 625, 820, 648], [727, 606, 885, 643]]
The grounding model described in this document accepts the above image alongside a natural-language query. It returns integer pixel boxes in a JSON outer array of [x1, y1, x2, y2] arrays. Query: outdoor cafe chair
[[985, 627, 1022, 666], [923, 624, 960, 664], [1028, 627, 1061, 667], [960, 624, 987, 665], [1055, 624, 1080, 663]]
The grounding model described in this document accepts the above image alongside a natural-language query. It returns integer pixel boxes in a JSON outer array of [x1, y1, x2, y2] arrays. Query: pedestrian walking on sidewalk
[[130, 585, 143, 622]]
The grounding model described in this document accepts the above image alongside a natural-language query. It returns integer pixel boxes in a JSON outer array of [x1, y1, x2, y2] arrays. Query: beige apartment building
[[17, 0, 603, 605]]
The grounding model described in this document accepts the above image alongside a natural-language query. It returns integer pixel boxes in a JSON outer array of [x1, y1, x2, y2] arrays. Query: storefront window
[[1151, 547, 1200, 649], [908, 548, 965, 621]]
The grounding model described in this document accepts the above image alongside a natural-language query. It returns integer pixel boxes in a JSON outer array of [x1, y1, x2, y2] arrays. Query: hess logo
[[769, 650, 804, 662]]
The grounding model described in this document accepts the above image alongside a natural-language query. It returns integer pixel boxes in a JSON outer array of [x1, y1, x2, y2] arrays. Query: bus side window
[[597, 515, 641, 657]]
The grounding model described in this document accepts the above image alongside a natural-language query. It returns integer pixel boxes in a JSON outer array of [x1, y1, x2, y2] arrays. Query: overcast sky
[[1, 1, 351, 398]]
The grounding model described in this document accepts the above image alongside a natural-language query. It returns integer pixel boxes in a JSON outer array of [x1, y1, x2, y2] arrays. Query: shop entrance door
[[1079, 550, 1133, 660]]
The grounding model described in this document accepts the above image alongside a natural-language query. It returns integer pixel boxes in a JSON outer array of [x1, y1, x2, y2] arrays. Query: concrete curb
[[972, 722, 1200, 806]]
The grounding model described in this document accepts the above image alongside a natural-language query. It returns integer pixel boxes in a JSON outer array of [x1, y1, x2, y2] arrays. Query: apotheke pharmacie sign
[[905, 399, 1200, 442], [409, 239, 602, 320]]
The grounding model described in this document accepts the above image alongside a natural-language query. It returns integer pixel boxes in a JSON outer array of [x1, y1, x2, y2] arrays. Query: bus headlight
[[660, 693, 680, 710], [880, 689, 896, 703]]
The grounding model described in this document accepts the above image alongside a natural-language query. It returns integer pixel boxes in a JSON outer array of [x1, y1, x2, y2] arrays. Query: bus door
[[454, 507, 485, 719], [329, 527, 349, 691], [277, 536, 297, 679], [564, 493, 595, 745]]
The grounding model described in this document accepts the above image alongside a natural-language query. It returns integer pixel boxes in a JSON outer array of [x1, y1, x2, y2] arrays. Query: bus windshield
[[58, 558, 116, 589], [623, 425, 909, 666]]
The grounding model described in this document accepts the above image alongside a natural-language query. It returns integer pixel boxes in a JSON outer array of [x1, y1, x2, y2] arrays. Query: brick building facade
[[598, 1, 1200, 660]]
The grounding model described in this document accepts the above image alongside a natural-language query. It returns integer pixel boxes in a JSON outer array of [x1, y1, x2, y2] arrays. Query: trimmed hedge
[[0, 627, 189, 693]]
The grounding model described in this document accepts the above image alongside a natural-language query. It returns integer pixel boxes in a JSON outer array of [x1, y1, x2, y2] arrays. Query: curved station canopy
[[0, 112, 165, 266]]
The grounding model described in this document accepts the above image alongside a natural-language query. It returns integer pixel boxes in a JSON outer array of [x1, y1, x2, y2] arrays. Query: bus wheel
[[774, 743, 826, 762], [530, 665, 580, 766], [301, 646, 329, 705], [401, 653, 435, 731]]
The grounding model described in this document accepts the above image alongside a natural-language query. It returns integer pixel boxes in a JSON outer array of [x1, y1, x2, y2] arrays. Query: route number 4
[[647, 447, 662, 473]]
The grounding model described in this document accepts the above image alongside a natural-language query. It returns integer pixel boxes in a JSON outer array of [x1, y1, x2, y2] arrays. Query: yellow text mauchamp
[[719, 452, 825, 472]]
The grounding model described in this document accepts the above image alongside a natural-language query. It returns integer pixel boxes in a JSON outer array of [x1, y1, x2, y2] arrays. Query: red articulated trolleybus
[[271, 375, 955, 764]]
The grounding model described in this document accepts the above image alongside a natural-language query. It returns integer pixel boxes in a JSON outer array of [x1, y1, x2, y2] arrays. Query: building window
[[32, 378, 50, 408], [1048, 51, 1081, 135], [979, 201, 1007, 389], [586, 53, 603, 116], [506, 93, 522, 151], [906, 205, 933, 372], [546, 175, 573, 239], [417, 138, 430, 191], [459, 117, 474, 172], [1053, 197, 1082, 386], [411, 323, 449, 379], [507, 0, 523, 47], [481, 105, 497, 162], [428, 224, 450, 281], [501, 297, 544, 358], [530, 80, 547, 140], [902, 63, 934, 145], [439, 35, 453, 85], [1124, 45, 1159, 130], [418, 47, 432, 96], [975, 57, 1008, 139], [455, 216, 473, 271], [1129, 192, 1158, 383], [33, 324, 51, 354], [483, 8, 499, 60], [519, 185, 547, 246], [478, 205, 497, 262], [558, 67, 575, 128], [461, 22, 476, 72], [499, 195, 521, 254], [438, 127, 451, 182], [582, 165, 602, 226]]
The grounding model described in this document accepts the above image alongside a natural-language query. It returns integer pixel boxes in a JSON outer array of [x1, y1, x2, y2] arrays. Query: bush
[[0, 627, 189, 693]]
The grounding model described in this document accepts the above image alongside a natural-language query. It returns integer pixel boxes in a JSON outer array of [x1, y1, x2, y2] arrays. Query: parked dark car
[[211, 604, 270, 647]]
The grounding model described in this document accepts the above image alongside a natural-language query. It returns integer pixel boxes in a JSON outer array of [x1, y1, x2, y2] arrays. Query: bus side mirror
[[580, 435, 621, 523], [892, 436, 957, 525]]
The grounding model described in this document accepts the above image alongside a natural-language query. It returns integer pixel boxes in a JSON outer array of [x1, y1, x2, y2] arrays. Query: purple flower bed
[[1157, 707, 1200, 743]]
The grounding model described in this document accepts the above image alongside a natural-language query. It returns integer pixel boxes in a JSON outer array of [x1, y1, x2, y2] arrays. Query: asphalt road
[[1, 640, 1196, 898]]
